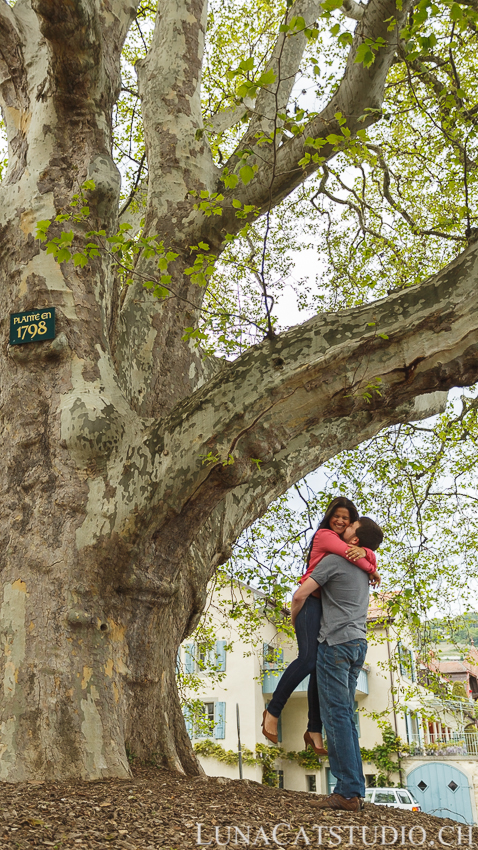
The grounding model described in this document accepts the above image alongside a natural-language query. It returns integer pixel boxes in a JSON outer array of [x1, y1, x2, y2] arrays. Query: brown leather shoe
[[314, 793, 364, 812]]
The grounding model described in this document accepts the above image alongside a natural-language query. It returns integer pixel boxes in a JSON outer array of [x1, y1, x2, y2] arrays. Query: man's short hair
[[355, 517, 384, 551]]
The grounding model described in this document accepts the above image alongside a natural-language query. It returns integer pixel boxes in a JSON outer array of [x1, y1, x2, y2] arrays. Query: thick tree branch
[[204, 390, 447, 576], [219, 0, 412, 222], [240, 0, 323, 144], [115, 0, 220, 417], [106, 0, 143, 44], [206, 98, 254, 135], [340, 0, 365, 20], [137, 0, 218, 241], [31, 0, 104, 101], [31, 0, 139, 111], [111, 240, 478, 573], [0, 2, 27, 116]]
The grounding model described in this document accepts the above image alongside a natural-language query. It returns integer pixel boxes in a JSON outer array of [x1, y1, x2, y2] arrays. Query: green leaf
[[355, 43, 376, 66], [153, 285, 170, 299], [73, 252, 88, 268], [239, 164, 255, 185], [57, 248, 72, 263], [321, 0, 343, 11], [35, 221, 51, 241], [338, 31, 353, 47], [257, 68, 276, 87], [238, 57, 254, 72], [223, 172, 239, 189]]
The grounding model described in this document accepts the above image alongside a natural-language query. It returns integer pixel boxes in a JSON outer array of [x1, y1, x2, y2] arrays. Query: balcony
[[262, 667, 369, 695], [406, 731, 478, 757]]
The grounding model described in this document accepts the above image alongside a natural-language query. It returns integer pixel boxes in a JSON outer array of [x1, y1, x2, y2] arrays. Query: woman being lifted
[[261, 497, 380, 754]]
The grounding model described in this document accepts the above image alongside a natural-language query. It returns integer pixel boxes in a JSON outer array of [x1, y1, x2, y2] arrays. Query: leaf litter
[[0, 763, 475, 848]]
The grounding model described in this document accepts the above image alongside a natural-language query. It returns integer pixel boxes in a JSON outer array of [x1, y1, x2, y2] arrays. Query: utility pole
[[236, 703, 243, 780]]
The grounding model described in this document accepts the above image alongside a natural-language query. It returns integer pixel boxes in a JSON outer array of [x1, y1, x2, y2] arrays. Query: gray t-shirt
[[310, 553, 370, 646]]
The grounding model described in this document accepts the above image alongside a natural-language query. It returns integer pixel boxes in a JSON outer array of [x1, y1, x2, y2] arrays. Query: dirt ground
[[0, 764, 476, 849]]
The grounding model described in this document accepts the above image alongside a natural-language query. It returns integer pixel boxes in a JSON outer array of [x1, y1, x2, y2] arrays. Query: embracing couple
[[262, 497, 384, 812]]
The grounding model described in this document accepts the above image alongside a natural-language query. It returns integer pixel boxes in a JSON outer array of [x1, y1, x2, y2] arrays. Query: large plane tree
[[0, 0, 477, 780]]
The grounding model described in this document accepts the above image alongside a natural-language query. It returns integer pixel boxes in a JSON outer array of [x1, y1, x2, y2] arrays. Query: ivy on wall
[[193, 740, 323, 787], [360, 725, 404, 786], [195, 726, 407, 788]]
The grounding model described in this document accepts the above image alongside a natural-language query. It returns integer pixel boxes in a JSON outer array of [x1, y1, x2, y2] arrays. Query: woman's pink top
[[299, 528, 377, 586]]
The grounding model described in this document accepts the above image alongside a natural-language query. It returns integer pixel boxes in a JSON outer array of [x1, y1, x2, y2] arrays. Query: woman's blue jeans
[[317, 638, 367, 799], [266, 595, 322, 733]]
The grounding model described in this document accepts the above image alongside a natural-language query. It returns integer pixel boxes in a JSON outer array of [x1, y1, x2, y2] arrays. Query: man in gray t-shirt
[[310, 551, 370, 646], [291, 516, 383, 812]]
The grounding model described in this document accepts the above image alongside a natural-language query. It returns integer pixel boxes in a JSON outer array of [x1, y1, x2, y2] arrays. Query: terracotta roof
[[436, 661, 469, 674], [367, 592, 397, 622]]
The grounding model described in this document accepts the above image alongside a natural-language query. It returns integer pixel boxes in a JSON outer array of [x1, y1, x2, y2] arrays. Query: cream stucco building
[[179, 583, 478, 824]]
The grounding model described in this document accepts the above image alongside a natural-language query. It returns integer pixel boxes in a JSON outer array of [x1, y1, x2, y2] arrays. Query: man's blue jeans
[[317, 639, 367, 799]]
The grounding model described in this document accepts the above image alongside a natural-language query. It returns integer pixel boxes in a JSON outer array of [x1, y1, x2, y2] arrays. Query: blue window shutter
[[404, 710, 412, 743], [397, 641, 405, 676], [184, 643, 195, 674], [183, 706, 193, 738], [215, 702, 226, 739], [354, 700, 360, 737], [278, 648, 284, 667], [410, 651, 417, 683], [263, 642, 272, 670], [216, 640, 227, 672]]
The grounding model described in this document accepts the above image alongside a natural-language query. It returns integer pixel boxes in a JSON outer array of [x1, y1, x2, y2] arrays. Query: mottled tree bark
[[0, 0, 477, 782]]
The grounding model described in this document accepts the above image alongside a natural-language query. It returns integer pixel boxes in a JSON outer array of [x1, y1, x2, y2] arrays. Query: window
[[183, 701, 226, 740], [397, 643, 416, 682], [263, 643, 284, 670], [306, 775, 317, 792], [353, 700, 360, 737], [397, 790, 412, 805], [378, 791, 399, 804], [276, 770, 284, 789], [197, 644, 209, 670], [182, 641, 227, 674], [199, 702, 215, 736]]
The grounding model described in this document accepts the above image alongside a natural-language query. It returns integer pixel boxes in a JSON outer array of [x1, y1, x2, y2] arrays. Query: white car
[[364, 787, 421, 812]]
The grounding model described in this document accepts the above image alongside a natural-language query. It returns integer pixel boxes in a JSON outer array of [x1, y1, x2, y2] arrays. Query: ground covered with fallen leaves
[[0, 764, 476, 849]]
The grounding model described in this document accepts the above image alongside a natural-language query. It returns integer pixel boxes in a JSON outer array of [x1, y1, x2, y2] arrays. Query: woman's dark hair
[[304, 497, 359, 571]]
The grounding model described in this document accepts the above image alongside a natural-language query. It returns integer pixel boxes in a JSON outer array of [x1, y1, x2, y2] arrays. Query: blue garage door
[[407, 762, 474, 824]]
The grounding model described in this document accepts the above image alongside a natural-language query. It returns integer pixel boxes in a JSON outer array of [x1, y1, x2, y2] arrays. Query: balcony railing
[[262, 667, 369, 695], [406, 731, 478, 756]]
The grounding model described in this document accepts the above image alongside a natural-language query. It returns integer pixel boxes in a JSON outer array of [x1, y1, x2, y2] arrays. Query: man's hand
[[345, 545, 366, 561], [369, 571, 381, 587]]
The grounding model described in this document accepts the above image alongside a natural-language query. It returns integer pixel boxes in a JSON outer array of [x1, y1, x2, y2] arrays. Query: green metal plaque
[[10, 308, 55, 346]]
